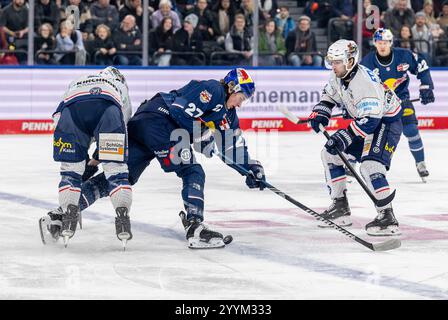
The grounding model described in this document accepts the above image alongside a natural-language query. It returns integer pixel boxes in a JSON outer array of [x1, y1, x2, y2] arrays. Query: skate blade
[[420, 176, 427, 183], [63, 235, 70, 248], [366, 225, 401, 236], [121, 239, 127, 251], [318, 216, 352, 228], [188, 237, 225, 249]]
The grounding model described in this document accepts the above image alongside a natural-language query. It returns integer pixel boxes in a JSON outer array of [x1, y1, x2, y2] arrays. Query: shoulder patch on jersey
[[397, 63, 409, 72], [200, 90, 212, 103]]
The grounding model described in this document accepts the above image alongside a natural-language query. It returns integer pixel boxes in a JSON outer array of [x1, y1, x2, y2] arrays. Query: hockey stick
[[279, 106, 344, 125], [216, 151, 401, 251], [279, 106, 395, 207]]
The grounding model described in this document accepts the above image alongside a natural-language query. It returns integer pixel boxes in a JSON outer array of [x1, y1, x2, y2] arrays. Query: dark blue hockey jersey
[[361, 48, 434, 101], [134, 79, 254, 172]]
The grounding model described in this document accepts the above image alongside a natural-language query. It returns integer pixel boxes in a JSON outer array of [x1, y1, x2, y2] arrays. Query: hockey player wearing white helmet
[[39, 66, 133, 249], [308, 40, 403, 236]]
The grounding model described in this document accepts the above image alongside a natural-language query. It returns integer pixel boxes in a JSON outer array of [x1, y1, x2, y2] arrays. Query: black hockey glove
[[245, 161, 266, 190], [325, 129, 354, 155], [82, 160, 99, 182], [419, 85, 435, 105], [308, 102, 332, 133]]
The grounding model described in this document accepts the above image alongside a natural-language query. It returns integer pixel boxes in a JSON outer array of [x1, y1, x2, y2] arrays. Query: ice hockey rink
[[0, 129, 447, 300]]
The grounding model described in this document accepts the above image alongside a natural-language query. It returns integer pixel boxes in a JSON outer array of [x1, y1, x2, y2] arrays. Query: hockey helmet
[[223, 68, 255, 99], [373, 28, 394, 44], [99, 66, 127, 86], [325, 39, 359, 75]]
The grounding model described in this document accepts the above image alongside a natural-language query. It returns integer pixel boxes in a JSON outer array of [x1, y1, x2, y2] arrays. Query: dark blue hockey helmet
[[223, 68, 255, 99]]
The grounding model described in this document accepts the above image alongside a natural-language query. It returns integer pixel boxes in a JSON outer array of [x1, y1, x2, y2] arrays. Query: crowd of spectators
[[1, 0, 448, 66]]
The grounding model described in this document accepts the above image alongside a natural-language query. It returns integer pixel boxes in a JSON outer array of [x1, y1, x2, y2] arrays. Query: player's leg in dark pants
[[401, 100, 427, 176]]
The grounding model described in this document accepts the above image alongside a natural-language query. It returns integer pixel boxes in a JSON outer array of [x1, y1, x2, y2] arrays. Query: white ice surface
[[0, 131, 447, 299]]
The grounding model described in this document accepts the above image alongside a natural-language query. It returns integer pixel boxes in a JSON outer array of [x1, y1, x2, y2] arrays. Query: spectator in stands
[[224, 13, 252, 65], [434, 27, 448, 65], [151, 0, 181, 32], [412, 11, 433, 62], [238, 0, 255, 35], [149, 16, 174, 66], [176, 0, 195, 17], [258, 0, 278, 20], [35, 22, 56, 64], [437, 1, 448, 30], [422, 1, 445, 39], [113, 14, 142, 65], [304, 1, 333, 28], [171, 13, 204, 65], [396, 24, 416, 51], [211, 0, 236, 45], [54, 20, 86, 65], [275, 6, 296, 40], [372, 0, 389, 12], [90, 0, 120, 32], [119, 0, 143, 30], [328, 0, 356, 42], [383, 0, 415, 37], [68, 0, 94, 41], [286, 15, 322, 67], [0, 0, 28, 63], [354, 0, 382, 55], [35, 0, 60, 33], [186, 0, 218, 41], [258, 18, 286, 66], [92, 24, 116, 65]]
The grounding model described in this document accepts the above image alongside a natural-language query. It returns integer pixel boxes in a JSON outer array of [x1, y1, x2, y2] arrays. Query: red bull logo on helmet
[[237, 68, 253, 85]]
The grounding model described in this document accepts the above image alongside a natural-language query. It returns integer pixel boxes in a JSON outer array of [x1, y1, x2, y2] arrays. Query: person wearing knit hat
[[184, 13, 199, 29]]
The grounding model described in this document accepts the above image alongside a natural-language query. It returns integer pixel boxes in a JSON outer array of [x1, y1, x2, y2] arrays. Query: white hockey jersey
[[320, 65, 401, 138], [60, 74, 133, 124]]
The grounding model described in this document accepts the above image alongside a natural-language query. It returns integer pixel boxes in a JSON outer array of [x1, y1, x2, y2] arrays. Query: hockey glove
[[419, 85, 435, 105], [308, 103, 332, 133], [245, 161, 266, 190], [82, 160, 99, 182], [325, 129, 354, 155]]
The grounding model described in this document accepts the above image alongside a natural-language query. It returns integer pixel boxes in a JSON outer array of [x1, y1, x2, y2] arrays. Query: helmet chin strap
[[341, 58, 356, 79]]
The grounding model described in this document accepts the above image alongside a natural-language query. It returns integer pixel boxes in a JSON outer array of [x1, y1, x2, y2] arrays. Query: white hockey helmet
[[99, 66, 127, 87], [325, 39, 359, 75]]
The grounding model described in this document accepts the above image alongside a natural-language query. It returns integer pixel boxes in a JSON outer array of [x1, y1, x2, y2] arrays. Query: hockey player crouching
[[45, 68, 266, 249], [40, 67, 134, 248], [308, 40, 402, 236]]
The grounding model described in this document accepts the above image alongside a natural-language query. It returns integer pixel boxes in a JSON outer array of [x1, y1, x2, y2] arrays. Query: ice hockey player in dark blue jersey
[[39, 67, 134, 249], [361, 28, 435, 182], [72, 68, 265, 249]]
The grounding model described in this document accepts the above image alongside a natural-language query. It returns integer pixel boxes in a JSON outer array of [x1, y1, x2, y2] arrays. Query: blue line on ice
[[2, 190, 447, 299]]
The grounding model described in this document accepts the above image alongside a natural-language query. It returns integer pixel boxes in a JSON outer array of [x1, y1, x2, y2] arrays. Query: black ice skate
[[365, 208, 401, 236], [115, 207, 132, 251], [179, 211, 225, 249], [39, 207, 63, 245], [416, 161, 429, 183], [61, 204, 80, 247], [318, 194, 352, 228]]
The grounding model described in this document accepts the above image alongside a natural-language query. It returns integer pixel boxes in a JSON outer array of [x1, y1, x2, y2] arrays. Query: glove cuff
[[313, 103, 332, 116]]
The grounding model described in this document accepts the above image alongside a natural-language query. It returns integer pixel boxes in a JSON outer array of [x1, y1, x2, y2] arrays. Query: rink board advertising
[[1, 68, 447, 134]]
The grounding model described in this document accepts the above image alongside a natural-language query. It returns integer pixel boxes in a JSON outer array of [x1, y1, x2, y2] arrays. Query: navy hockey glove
[[419, 85, 435, 105], [245, 161, 266, 190], [325, 129, 354, 155], [308, 103, 332, 133]]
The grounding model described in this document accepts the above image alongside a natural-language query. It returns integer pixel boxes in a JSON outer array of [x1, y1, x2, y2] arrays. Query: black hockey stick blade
[[372, 238, 401, 251], [374, 189, 396, 207]]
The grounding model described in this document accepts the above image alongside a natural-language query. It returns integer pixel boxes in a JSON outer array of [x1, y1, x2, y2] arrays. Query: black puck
[[223, 235, 233, 245]]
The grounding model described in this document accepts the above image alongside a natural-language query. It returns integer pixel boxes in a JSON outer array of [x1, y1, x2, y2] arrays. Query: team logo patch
[[181, 148, 192, 162], [373, 147, 380, 153], [397, 63, 409, 72], [403, 108, 415, 117], [54, 137, 75, 154], [89, 87, 102, 95], [199, 90, 212, 103]]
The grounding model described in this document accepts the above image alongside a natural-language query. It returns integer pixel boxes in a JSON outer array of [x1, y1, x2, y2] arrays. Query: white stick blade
[[372, 239, 401, 251]]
